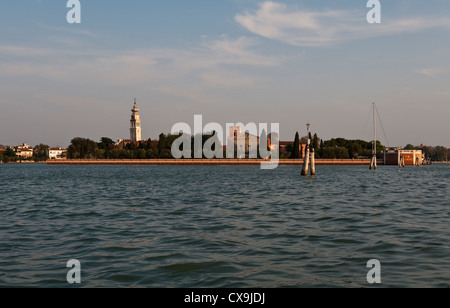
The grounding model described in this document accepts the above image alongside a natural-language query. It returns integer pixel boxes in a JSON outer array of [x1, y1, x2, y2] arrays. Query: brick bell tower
[[130, 99, 142, 142]]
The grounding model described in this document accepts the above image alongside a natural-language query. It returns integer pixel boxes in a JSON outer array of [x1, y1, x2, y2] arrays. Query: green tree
[[348, 144, 354, 159], [336, 147, 349, 159], [108, 148, 121, 159], [98, 137, 115, 149], [146, 149, 159, 159], [312, 133, 320, 158], [127, 142, 137, 152], [5, 147, 16, 158], [137, 148, 146, 159], [94, 148, 105, 159], [312, 133, 319, 151], [158, 133, 166, 158], [435, 146, 447, 161], [33, 144, 50, 161], [146, 138, 154, 150], [292, 132, 300, 159], [404, 144, 415, 150], [68, 137, 98, 159]]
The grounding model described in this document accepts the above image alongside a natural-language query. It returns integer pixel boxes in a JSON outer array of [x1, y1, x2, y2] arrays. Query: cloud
[[0, 36, 280, 110], [0, 45, 55, 57], [413, 68, 446, 77], [235, 1, 450, 47], [37, 22, 96, 38], [205, 36, 279, 67]]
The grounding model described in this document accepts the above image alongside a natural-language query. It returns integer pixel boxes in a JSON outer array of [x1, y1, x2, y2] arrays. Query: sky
[[0, 0, 449, 148]]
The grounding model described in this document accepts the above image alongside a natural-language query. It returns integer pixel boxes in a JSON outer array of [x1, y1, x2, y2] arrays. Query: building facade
[[14, 143, 34, 158], [130, 99, 142, 142], [49, 147, 67, 159], [384, 149, 424, 166], [278, 141, 307, 158]]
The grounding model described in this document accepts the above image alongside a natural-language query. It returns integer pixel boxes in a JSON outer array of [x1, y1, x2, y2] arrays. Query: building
[[385, 146, 402, 151], [115, 139, 133, 148], [49, 147, 67, 159], [278, 141, 307, 158], [130, 99, 142, 142], [227, 132, 260, 158], [384, 149, 424, 166], [14, 143, 34, 158]]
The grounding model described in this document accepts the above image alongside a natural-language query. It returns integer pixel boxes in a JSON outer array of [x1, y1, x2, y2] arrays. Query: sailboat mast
[[373, 102, 376, 156], [370, 102, 378, 170]]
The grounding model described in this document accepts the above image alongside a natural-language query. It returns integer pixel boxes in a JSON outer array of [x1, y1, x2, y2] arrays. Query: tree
[[146, 138, 154, 150], [348, 144, 355, 159], [137, 149, 146, 159], [312, 133, 320, 158], [313, 133, 319, 151], [158, 133, 166, 158], [68, 137, 98, 159], [108, 148, 121, 159], [318, 139, 324, 158], [33, 144, 50, 161], [98, 137, 115, 150], [404, 144, 415, 150], [146, 149, 159, 159], [292, 132, 300, 159], [94, 148, 105, 159], [435, 146, 447, 161], [5, 147, 16, 158], [336, 147, 349, 159]]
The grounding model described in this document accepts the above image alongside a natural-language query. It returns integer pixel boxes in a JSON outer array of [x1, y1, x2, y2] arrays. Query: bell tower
[[130, 99, 141, 142]]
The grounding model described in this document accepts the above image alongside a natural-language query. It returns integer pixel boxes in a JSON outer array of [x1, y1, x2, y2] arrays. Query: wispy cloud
[[0, 45, 55, 57], [235, 1, 450, 47], [37, 22, 96, 38], [205, 36, 279, 67], [0, 36, 278, 102], [413, 68, 447, 77]]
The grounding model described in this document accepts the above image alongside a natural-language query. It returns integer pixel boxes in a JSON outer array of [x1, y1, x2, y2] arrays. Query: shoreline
[[46, 159, 375, 166], [2, 159, 446, 166]]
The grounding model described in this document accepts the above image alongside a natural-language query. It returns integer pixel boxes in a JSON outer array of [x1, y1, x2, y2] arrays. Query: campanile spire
[[130, 99, 141, 142]]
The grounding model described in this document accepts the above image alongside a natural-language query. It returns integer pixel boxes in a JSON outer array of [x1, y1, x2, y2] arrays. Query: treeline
[[67, 136, 175, 159], [66, 134, 388, 160], [404, 144, 449, 161], [67, 132, 272, 160], [320, 138, 385, 159], [67, 134, 224, 159], [279, 134, 385, 159]]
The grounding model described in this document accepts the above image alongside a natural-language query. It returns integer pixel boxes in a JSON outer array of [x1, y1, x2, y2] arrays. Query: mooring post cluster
[[301, 123, 316, 176], [399, 155, 405, 168]]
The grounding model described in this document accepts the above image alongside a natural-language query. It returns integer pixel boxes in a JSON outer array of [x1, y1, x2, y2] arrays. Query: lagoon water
[[0, 164, 449, 288]]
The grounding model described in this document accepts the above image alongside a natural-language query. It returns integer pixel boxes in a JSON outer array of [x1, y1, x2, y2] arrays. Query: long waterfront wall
[[47, 159, 376, 166]]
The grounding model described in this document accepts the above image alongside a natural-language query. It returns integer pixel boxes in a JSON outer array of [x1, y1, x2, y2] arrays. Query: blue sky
[[0, 0, 449, 147]]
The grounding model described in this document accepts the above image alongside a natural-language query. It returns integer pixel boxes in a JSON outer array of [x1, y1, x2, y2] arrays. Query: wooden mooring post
[[301, 123, 316, 176]]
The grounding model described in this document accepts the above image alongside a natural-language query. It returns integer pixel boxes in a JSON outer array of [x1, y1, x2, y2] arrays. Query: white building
[[130, 99, 142, 142], [14, 143, 33, 158], [49, 147, 67, 159]]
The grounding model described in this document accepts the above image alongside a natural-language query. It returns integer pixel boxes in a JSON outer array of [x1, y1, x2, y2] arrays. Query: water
[[0, 164, 448, 288]]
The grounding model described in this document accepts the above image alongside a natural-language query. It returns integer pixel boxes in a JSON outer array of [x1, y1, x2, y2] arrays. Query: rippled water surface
[[0, 164, 449, 287]]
